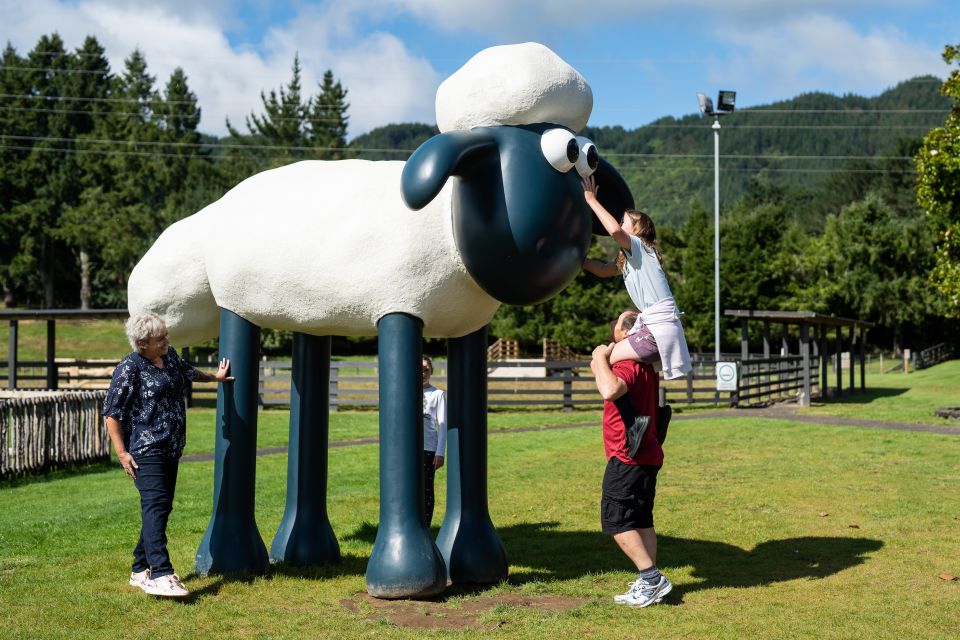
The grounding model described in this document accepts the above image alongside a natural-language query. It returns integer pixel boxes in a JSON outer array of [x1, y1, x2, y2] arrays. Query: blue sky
[[2, 1, 956, 138]]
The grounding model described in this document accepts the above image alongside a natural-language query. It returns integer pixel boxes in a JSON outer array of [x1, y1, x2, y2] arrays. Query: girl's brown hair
[[615, 209, 663, 273]]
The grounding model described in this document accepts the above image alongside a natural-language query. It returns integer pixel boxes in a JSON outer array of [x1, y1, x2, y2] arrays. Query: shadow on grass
[[175, 520, 882, 602], [817, 387, 909, 405], [499, 522, 883, 599], [0, 460, 115, 488], [177, 553, 372, 602]]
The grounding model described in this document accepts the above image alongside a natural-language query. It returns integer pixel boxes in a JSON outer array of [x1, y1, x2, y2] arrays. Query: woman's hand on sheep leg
[[214, 358, 234, 382]]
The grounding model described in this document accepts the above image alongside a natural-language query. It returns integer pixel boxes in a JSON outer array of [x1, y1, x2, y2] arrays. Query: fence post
[[836, 326, 843, 395], [258, 360, 265, 406], [8, 319, 17, 389], [848, 324, 855, 391], [799, 323, 811, 407], [183, 347, 193, 408], [329, 363, 339, 412], [562, 365, 573, 412], [46, 319, 57, 390], [859, 325, 866, 392], [658, 385, 666, 408], [740, 319, 749, 360], [762, 320, 770, 398]]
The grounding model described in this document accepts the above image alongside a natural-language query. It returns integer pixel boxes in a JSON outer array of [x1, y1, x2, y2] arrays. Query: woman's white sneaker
[[129, 569, 151, 590], [142, 573, 190, 598]]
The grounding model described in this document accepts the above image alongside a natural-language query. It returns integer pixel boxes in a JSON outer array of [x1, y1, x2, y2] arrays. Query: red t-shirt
[[602, 361, 663, 466]]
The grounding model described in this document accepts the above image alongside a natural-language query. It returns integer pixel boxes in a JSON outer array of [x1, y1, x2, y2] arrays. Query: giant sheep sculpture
[[128, 42, 634, 599]]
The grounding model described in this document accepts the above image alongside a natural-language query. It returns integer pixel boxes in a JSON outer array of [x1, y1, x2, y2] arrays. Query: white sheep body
[[128, 159, 501, 345]]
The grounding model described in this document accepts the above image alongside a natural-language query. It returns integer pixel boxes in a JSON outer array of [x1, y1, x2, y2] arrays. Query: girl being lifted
[[581, 176, 692, 380]]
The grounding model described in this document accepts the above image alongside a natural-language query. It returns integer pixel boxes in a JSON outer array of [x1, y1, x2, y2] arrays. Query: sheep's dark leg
[[195, 308, 269, 575], [270, 332, 340, 566], [366, 312, 446, 598], [436, 325, 508, 584]]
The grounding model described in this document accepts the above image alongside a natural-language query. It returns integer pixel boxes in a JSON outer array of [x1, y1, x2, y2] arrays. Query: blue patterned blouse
[[102, 346, 198, 460]]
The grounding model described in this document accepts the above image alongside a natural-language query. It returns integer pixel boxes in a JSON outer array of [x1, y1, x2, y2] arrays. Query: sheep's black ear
[[591, 157, 635, 236], [401, 130, 498, 210]]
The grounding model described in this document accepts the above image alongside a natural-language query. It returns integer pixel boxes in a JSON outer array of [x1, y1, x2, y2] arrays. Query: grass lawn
[[0, 319, 131, 361], [803, 359, 960, 424], [2, 387, 958, 638]]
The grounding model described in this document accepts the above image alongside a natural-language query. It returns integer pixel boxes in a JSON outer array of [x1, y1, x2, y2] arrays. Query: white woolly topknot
[[436, 42, 593, 133]]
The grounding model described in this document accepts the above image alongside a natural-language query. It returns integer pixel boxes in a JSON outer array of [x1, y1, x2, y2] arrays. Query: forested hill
[[350, 75, 950, 227]]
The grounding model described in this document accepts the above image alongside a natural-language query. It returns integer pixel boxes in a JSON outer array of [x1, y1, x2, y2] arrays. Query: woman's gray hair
[[125, 312, 167, 351]]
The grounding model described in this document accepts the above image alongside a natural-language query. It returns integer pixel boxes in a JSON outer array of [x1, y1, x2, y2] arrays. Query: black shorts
[[600, 458, 660, 535]]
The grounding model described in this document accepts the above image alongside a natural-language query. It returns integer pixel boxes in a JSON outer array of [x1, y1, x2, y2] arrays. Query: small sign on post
[[716, 361, 738, 391]]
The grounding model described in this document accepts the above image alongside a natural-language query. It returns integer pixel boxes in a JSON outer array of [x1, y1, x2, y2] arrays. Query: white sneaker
[[142, 573, 190, 598], [129, 569, 150, 590], [618, 575, 672, 608], [613, 579, 640, 604]]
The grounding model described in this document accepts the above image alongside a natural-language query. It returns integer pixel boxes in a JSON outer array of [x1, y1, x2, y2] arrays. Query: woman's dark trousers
[[132, 455, 180, 579]]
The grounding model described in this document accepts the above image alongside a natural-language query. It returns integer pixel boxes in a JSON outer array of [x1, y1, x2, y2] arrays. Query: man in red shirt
[[591, 309, 672, 607]]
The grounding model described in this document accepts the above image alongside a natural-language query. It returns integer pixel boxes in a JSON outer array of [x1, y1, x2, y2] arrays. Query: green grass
[[182, 409, 604, 456], [804, 359, 960, 424], [0, 319, 131, 361], [2, 398, 958, 638]]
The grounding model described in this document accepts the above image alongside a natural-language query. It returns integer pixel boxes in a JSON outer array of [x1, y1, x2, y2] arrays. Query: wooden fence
[[736, 355, 820, 405], [0, 390, 110, 478], [2, 355, 841, 411], [914, 343, 953, 370]]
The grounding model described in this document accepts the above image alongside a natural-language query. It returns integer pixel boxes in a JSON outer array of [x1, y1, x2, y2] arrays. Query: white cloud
[[714, 14, 944, 101], [1, 0, 440, 137]]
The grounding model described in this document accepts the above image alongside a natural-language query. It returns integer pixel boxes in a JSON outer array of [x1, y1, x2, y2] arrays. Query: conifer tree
[[227, 54, 307, 168], [54, 36, 112, 308], [308, 69, 349, 159]]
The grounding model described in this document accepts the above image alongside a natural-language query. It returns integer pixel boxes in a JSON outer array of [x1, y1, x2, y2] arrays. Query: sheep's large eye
[[575, 137, 599, 177], [541, 128, 579, 173]]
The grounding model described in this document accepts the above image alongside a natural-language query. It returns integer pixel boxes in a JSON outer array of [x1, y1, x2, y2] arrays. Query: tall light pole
[[697, 90, 736, 363]]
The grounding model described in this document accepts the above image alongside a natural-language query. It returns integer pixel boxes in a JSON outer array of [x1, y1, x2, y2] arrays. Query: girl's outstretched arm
[[583, 258, 620, 278], [583, 176, 631, 251]]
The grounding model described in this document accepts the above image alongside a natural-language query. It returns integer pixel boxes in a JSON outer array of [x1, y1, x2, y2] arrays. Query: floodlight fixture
[[717, 90, 736, 112], [697, 92, 713, 115], [697, 90, 736, 116]]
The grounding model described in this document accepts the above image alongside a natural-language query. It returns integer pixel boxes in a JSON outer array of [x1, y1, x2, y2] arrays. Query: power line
[[0, 92, 196, 106], [0, 105, 198, 119], [0, 133, 406, 154], [0, 142, 404, 159], [1, 65, 110, 75], [1, 90, 947, 118], [0, 143, 919, 174], [643, 123, 938, 130], [0, 133, 921, 161]]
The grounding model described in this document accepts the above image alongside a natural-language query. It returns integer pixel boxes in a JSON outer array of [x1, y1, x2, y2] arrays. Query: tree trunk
[[79, 249, 91, 310]]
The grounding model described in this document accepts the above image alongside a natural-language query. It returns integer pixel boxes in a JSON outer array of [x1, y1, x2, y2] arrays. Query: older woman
[[103, 311, 232, 598]]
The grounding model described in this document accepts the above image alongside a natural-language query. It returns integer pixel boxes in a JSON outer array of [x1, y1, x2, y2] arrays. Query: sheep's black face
[[401, 123, 634, 306], [452, 124, 612, 305]]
